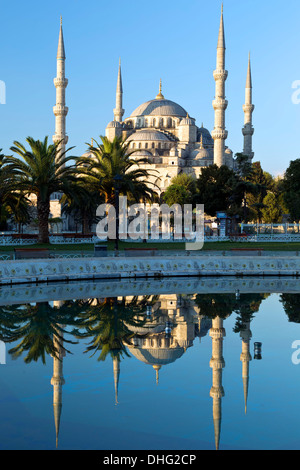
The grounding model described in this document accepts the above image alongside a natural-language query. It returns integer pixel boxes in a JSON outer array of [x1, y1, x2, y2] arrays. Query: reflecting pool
[[0, 278, 300, 450]]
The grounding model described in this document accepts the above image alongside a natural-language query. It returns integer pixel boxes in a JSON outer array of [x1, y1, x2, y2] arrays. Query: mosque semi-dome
[[130, 99, 188, 119]]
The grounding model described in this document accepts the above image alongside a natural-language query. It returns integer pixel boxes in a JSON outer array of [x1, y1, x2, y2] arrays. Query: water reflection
[[0, 290, 297, 450]]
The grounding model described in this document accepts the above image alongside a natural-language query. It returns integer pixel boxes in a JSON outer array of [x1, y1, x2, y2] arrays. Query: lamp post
[[114, 175, 122, 253]]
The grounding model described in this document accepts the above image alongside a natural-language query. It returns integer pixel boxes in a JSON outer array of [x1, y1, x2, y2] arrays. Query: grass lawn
[[1, 240, 300, 254]]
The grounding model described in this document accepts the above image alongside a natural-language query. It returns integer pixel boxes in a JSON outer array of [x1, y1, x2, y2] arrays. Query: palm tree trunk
[[37, 197, 50, 244]]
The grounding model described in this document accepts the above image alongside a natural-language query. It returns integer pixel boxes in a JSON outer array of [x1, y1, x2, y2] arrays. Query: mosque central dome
[[130, 98, 188, 118]]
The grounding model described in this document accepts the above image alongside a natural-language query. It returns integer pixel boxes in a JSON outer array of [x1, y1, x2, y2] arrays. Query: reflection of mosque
[[50, 295, 253, 451]]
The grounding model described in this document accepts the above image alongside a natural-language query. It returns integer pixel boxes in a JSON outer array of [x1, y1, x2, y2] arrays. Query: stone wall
[[0, 255, 299, 287]]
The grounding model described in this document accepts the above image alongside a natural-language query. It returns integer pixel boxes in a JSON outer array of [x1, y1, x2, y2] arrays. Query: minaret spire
[[209, 316, 226, 451], [212, 4, 228, 167], [113, 357, 120, 405], [53, 17, 68, 160], [51, 327, 66, 449], [240, 319, 252, 414], [113, 59, 124, 122], [242, 53, 255, 161]]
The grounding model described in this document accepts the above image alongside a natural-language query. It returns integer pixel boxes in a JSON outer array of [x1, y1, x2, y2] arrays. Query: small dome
[[225, 148, 233, 155], [127, 130, 170, 142], [197, 126, 214, 145], [194, 148, 210, 159], [107, 121, 122, 128], [179, 115, 195, 126]]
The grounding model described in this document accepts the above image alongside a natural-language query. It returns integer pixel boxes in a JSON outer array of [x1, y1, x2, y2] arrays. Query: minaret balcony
[[54, 77, 68, 88], [53, 105, 68, 116], [213, 69, 228, 81], [53, 134, 69, 145], [242, 124, 254, 136], [240, 352, 252, 363], [212, 98, 228, 111], [211, 129, 228, 140], [210, 386, 225, 399], [243, 104, 255, 114], [210, 358, 226, 369]]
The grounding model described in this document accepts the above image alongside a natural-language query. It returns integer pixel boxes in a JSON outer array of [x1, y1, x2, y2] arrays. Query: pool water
[[0, 285, 300, 450]]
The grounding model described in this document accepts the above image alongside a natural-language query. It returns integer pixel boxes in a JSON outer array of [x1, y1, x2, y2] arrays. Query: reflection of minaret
[[113, 356, 120, 405], [51, 335, 65, 448], [240, 320, 252, 414], [209, 316, 226, 451]]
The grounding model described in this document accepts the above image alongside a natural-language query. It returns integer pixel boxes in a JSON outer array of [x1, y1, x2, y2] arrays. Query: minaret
[[113, 59, 124, 123], [209, 316, 226, 451], [242, 53, 255, 161], [53, 16, 68, 159], [51, 335, 65, 448], [113, 356, 120, 405], [240, 320, 252, 414], [212, 4, 228, 167]]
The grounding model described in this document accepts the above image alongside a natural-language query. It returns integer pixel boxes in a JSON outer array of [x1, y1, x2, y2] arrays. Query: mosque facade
[[103, 6, 255, 195]]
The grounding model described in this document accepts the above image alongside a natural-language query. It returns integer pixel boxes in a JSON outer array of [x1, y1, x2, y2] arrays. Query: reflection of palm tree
[[0, 301, 85, 363], [75, 297, 148, 362]]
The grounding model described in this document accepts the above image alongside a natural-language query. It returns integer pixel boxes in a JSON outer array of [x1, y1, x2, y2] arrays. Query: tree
[[77, 136, 158, 204], [61, 181, 104, 235], [283, 159, 300, 222], [245, 162, 273, 223], [6, 137, 79, 243], [0, 150, 30, 230], [163, 174, 196, 207], [261, 192, 282, 223], [194, 164, 243, 217]]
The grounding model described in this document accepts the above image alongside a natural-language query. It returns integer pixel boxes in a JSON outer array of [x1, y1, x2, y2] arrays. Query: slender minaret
[[113, 59, 124, 123], [212, 4, 228, 167], [242, 53, 255, 161], [113, 356, 120, 406], [240, 319, 252, 414], [53, 17, 68, 160], [51, 333, 66, 448], [209, 316, 226, 451]]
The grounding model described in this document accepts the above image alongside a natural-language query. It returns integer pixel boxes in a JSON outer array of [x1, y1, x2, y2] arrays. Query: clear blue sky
[[1, 0, 300, 177]]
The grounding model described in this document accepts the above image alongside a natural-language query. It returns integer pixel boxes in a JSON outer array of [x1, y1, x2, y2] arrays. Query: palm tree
[[6, 137, 79, 243], [77, 136, 158, 204], [61, 180, 104, 235], [0, 150, 30, 230]]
